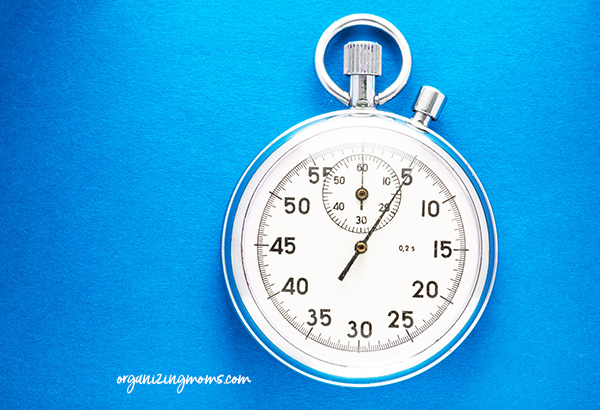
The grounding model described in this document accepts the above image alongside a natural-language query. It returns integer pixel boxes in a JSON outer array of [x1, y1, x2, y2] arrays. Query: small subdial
[[322, 154, 401, 233]]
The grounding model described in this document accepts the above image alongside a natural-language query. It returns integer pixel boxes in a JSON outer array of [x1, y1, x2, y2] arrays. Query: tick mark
[[269, 191, 282, 200], [306, 327, 313, 340], [267, 291, 280, 300], [442, 195, 456, 204], [440, 295, 453, 305]]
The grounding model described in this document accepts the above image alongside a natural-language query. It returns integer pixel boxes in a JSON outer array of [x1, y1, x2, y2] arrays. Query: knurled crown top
[[344, 42, 382, 76]]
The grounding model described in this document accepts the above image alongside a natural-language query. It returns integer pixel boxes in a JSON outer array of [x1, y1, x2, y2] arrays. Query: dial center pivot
[[355, 241, 368, 253], [356, 187, 369, 201]]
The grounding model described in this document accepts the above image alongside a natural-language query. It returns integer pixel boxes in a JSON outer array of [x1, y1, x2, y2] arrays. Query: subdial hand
[[358, 154, 366, 210], [356, 187, 368, 211]]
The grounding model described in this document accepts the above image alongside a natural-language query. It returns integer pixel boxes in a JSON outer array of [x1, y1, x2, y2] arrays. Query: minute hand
[[338, 162, 415, 281]]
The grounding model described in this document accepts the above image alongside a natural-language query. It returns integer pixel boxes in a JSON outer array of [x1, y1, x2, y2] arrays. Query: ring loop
[[315, 14, 412, 106]]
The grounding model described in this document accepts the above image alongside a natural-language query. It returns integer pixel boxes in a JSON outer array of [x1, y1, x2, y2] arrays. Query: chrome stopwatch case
[[222, 14, 497, 386]]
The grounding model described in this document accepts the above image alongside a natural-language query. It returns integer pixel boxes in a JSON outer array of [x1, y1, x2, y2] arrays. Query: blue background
[[1, 0, 599, 408]]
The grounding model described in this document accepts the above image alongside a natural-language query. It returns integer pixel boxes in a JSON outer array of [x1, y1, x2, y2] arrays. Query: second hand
[[338, 158, 416, 281]]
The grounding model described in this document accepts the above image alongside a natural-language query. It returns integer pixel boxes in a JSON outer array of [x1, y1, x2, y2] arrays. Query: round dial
[[223, 111, 496, 386], [322, 154, 402, 233], [259, 143, 462, 348]]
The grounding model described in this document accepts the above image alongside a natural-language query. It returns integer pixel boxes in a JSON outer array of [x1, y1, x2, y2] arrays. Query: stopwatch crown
[[343, 41, 382, 76], [344, 41, 381, 108]]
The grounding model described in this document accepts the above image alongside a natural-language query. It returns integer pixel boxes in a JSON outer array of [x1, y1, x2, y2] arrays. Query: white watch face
[[223, 111, 496, 386]]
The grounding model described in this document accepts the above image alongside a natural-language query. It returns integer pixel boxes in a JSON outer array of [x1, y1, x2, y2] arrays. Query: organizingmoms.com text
[[117, 373, 251, 393]]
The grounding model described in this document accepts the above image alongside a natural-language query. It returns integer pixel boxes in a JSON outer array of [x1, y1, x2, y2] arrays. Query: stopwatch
[[222, 14, 497, 386]]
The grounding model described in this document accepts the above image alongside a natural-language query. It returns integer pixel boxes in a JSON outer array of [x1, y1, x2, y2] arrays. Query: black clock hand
[[338, 159, 415, 281], [337, 198, 392, 281], [361, 154, 365, 186], [358, 154, 366, 211], [338, 248, 362, 281]]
